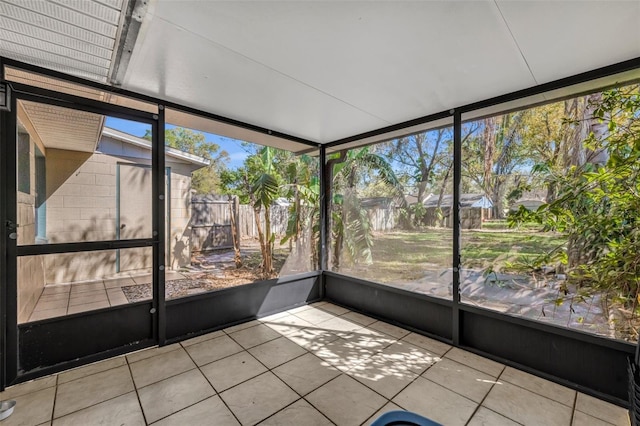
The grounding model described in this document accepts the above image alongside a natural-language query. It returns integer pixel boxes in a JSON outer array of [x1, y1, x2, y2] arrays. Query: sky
[[104, 116, 251, 169]]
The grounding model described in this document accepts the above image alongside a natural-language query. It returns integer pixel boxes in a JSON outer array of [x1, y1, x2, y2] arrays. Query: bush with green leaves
[[509, 86, 640, 313]]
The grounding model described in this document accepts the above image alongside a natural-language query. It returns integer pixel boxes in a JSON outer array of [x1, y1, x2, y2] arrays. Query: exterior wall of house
[[168, 164, 193, 270], [17, 130, 46, 323], [43, 142, 196, 283]]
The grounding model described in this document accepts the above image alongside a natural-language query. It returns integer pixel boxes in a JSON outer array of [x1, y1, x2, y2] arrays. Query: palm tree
[[249, 147, 279, 279], [330, 147, 406, 271]]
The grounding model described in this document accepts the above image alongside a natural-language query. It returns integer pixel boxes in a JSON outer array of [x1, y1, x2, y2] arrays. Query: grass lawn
[[338, 223, 565, 283]]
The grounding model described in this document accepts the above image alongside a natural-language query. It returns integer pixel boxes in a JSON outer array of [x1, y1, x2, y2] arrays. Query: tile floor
[[26, 272, 186, 323], [3, 301, 630, 426]]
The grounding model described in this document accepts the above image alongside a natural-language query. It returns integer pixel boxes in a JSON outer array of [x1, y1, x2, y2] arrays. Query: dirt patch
[[122, 269, 265, 302]]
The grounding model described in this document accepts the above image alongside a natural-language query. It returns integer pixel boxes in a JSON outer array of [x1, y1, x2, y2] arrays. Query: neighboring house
[[422, 193, 493, 229], [510, 191, 547, 212], [360, 197, 397, 231], [16, 100, 207, 322]]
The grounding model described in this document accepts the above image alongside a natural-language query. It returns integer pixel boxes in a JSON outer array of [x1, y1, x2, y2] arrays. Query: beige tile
[[306, 375, 386, 426], [310, 301, 328, 308], [180, 330, 225, 347], [228, 324, 281, 349], [58, 356, 126, 384], [52, 392, 145, 426], [348, 353, 419, 399], [422, 358, 496, 403], [68, 290, 108, 306], [286, 328, 339, 351], [273, 353, 341, 396], [572, 410, 617, 426], [106, 288, 129, 305], [444, 347, 504, 378], [70, 282, 105, 295], [400, 333, 451, 356], [341, 330, 395, 352], [42, 286, 71, 296], [376, 341, 440, 375], [28, 308, 68, 322], [258, 399, 332, 426], [363, 402, 404, 426], [201, 351, 268, 392], [184, 335, 244, 366], [0, 375, 56, 400], [104, 277, 135, 288], [293, 307, 337, 325], [340, 311, 377, 326], [249, 337, 307, 369], [220, 372, 298, 426], [154, 396, 239, 426], [132, 274, 152, 285], [165, 271, 185, 281], [317, 303, 350, 316], [1, 387, 55, 426], [312, 337, 375, 372], [34, 298, 68, 311], [224, 320, 260, 334], [67, 301, 110, 315], [126, 343, 181, 364], [138, 369, 215, 424], [54, 365, 134, 418], [483, 381, 572, 425], [393, 376, 477, 426], [500, 366, 575, 407], [37, 293, 69, 302], [286, 304, 314, 314], [261, 314, 314, 336], [367, 321, 410, 339], [259, 311, 291, 321], [575, 393, 629, 425], [315, 317, 364, 335], [130, 347, 195, 388], [467, 406, 520, 426]]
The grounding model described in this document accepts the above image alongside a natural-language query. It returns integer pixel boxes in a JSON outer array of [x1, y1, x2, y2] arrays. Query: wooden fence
[[190, 195, 236, 252], [191, 195, 401, 252], [191, 195, 291, 252]]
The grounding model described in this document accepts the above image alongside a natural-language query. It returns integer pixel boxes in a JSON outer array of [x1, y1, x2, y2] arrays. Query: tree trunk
[[263, 205, 274, 279], [228, 195, 242, 268], [253, 205, 268, 277]]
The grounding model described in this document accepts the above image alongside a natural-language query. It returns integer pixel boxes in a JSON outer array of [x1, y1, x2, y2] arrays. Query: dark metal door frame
[[0, 81, 164, 387]]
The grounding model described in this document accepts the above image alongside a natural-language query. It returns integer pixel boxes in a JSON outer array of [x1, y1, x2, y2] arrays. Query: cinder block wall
[[169, 164, 192, 270], [17, 131, 45, 323]]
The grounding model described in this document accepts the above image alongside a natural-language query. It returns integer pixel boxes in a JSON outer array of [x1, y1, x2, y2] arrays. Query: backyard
[[337, 223, 634, 341]]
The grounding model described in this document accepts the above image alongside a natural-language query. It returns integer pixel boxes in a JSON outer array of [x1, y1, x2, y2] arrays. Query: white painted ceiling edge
[[120, 1, 640, 145]]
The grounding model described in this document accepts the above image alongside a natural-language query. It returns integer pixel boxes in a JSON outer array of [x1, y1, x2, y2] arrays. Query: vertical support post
[[318, 145, 328, 298], [0, 81, 8, 391], [452, 109, 462, 346], [2, 86, 17, 387], [153, 105, 166, 345]]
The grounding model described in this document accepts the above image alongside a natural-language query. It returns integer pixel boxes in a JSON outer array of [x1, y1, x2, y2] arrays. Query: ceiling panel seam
[[493, 0, 538, 86], [0, 11, 115, 49], [47, 0, 121, 27], [0, 40, 110, 71], [0, 1, 117, 41], [0, 18, 113, 57], [1, 28, 112, 64], [153, 14, 393, 128]]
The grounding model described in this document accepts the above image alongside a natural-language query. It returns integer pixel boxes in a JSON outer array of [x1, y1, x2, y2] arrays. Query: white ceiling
[[1, 1, 639, 145]]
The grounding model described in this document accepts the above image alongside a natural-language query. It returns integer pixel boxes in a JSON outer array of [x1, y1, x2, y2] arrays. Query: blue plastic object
[[370, 410, 442, 426]]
